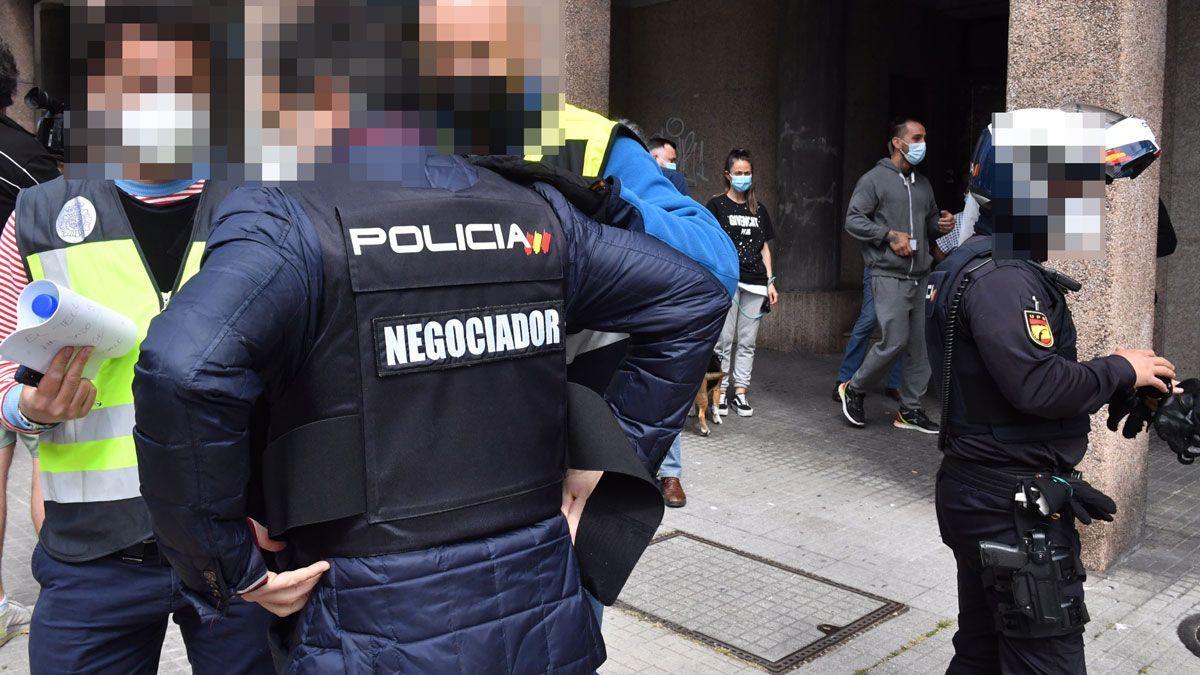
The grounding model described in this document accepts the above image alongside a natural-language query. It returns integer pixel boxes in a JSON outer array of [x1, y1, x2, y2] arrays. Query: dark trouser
[[29, 543, 274, 675], [935, 472, 1087, 675]]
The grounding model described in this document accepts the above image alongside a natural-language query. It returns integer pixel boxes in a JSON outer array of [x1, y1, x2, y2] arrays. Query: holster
[[941, 457, 1092, 638], [979, 529, 1089, 639]]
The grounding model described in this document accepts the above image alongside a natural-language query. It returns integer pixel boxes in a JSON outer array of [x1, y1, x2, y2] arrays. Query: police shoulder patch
[[1024, 310, 1054, 348]]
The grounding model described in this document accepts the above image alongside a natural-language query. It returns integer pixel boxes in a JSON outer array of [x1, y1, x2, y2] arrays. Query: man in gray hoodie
[[838, 118, 953, 432]]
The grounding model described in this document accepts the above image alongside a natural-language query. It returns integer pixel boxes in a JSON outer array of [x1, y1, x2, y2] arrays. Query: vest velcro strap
[[262, 415, 366, 538], [949, 415, 1091, 443], [566, 383, 664, 606]]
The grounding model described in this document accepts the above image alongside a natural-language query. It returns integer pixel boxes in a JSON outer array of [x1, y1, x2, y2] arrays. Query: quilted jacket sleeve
[[132, 187, 323, 614], [539, 183, 731, 472]]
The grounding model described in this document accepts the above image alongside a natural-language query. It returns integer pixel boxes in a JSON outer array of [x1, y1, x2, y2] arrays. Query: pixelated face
[[70, 15, 215, 181], [989, 110, 1107, 262], [244, 0, 562, 181]]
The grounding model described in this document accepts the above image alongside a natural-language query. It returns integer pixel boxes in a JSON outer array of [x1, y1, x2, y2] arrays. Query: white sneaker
[[733, 393, 754, 417], [0, 599, 32, 647]]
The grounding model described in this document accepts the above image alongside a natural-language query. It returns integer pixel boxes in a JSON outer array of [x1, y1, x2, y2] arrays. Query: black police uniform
[[927, 234, 1136, 674]]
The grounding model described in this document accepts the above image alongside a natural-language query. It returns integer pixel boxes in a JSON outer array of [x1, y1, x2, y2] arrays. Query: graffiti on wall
[[656, 117, 706, 184]]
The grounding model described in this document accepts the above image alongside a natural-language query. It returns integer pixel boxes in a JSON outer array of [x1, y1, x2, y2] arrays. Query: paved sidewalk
[[0, 349, 1194, 673], [600, 350, 1200, 674]]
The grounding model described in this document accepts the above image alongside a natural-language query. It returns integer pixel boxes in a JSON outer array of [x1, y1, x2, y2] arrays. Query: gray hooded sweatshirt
[[845, 158, 942, 280]]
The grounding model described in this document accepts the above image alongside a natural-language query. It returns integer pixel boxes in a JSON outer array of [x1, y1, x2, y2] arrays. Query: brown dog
[[693, 354, 726, 437]]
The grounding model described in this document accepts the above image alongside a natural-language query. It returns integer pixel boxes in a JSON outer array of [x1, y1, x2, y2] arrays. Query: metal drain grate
[[615, 532, 908, 673]]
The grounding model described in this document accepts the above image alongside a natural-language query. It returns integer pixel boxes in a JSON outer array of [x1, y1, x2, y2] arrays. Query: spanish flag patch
[[1024, 310, 1054, 348]]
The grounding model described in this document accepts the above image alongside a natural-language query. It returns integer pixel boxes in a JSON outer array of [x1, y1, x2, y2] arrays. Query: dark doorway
[[839, 0, 1008, 286]]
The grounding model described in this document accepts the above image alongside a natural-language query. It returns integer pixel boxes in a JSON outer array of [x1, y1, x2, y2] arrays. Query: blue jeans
[[658, 434, 683, 479], [837, 268, 903, 388], [586, 591, 604, 628], [29, 544, 275, 675]]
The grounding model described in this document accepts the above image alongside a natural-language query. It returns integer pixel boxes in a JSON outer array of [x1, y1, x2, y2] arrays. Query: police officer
[[927, 105, 1174, 673], [131, 3, 731, 672], [0, 4, 275, 672]]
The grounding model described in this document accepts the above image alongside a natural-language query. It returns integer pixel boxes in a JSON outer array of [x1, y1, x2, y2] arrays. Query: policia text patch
[[373, 301, 564, 376]]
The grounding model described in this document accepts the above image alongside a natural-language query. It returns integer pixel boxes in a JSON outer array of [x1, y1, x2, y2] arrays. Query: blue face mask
[[664, 162, 677, 171], [730, 175, 753, 192], [903, 141, 926, 165]]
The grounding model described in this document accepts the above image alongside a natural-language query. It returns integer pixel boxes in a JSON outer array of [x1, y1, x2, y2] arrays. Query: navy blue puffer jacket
[[132, 156, 731, 673]]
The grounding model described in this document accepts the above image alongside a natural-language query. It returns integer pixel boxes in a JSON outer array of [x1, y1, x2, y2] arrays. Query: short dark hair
[[647, 136, 676, 153], [889, 117, 922, 142], [0, 38, 17, 109]]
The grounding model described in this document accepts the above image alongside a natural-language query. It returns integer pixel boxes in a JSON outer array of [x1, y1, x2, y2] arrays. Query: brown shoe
[[660, 477, 687, 508], [833, 382, 848, 402]]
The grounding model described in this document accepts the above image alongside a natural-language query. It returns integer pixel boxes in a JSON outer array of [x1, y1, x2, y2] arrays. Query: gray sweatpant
[[715, 288, 766, 391], [848, 274, 930, 410]]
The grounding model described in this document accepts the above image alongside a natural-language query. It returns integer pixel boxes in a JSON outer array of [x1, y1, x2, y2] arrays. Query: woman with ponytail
[[706, 148, 778, 418]]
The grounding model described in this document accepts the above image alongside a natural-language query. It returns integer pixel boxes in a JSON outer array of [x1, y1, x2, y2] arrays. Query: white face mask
[[120, 93, 210, 165], [258, 144, 301, 182]]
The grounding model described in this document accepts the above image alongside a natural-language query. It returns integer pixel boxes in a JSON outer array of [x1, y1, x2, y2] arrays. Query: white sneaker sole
[[894, 419, 939, 434], [839, 383, 866, 427], [735, 407, 753, 417]]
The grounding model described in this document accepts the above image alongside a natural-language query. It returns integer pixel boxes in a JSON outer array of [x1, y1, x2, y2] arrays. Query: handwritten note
[[0, 280, 138, 379]]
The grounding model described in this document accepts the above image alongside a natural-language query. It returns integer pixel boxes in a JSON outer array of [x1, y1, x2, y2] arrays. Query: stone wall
[[610, 0, 782, 219], [564, 0, 612, 116], [1008, 0, 1169, 571]]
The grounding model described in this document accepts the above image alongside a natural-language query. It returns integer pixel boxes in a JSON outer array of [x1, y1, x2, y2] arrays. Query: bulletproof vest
[[259, 162, 568, 558], [14, 178, 230, 562], [927, 236, 1090, 446]]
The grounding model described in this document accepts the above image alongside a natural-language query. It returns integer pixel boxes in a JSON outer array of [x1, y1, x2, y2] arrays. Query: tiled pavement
[[601, 350, 1200, 674], [0, 349, 1195, 673]]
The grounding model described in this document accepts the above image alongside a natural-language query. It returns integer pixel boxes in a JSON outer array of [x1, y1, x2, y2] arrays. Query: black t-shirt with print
[[706, 194, 774, 285]]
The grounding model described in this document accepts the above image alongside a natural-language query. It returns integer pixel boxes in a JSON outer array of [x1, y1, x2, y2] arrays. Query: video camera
[[24, 87, 64, 159]]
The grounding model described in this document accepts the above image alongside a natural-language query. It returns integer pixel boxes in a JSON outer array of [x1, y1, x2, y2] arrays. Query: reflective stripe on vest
[[526, 104, 619, 179], [25, 239, 206, 504]]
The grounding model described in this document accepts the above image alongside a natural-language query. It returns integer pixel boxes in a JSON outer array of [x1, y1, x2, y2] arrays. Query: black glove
[[1154, 378, 1200, 465], [1021, 475, 1116, 525], [1106, 376, 1172, 439], [1065, 478, 1117, 524], [470, 155, 614, 223], [1025, 475, 1071, 515]]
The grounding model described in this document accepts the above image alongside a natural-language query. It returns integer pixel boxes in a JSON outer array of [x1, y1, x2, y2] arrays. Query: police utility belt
[[942, 457, 1116, 638]]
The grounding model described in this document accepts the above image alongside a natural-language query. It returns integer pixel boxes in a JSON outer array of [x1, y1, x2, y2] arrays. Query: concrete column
[[773, 0, 845, 292], [1007, 0, 1168, 570], [1158, 0, 1200, 382], [562, 0, 611, 116]]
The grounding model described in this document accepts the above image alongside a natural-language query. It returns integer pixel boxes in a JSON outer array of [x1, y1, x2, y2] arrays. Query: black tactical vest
[[258, 163, 568, 559], [927, 236, 1090, 446]]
